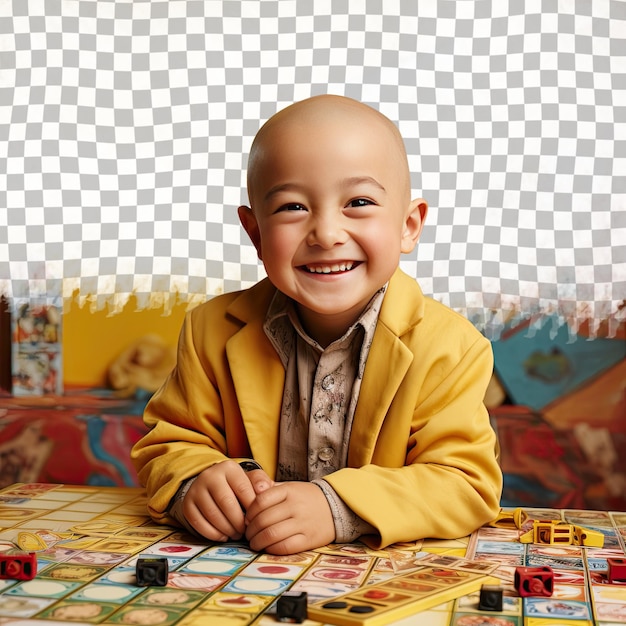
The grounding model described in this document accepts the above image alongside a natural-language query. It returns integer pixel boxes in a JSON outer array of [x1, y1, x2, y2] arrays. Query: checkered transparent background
[[0, 0, 624, 329]]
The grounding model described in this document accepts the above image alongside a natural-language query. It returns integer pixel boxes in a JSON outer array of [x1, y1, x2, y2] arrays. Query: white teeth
[[306, 262, 354, 274]]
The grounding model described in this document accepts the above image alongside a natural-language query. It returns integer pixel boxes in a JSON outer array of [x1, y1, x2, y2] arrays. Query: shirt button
[[322, 375, 334, 390], [318, 447, 334, 462]]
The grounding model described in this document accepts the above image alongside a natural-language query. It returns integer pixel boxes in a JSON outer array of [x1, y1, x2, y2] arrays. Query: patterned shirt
[[263, 287, 385, 541]]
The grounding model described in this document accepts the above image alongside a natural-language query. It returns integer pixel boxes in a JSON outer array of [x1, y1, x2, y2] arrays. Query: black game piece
[[322, 601, 348, 609], [277, 591, 308, 623], [135, 557, 168, 586], [479, 584, 503, 611]]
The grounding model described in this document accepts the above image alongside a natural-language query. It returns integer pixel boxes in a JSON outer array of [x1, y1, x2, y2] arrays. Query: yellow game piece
[[307, 567, 499, 626], [520, 520, 575, 545], [573, 525, 604, 548], [538, 521, 573, 545], [489, 507, 528, 529], [16, 532, 47, 552], [513, 507, 528, 529], [488, 509, 518, 529]]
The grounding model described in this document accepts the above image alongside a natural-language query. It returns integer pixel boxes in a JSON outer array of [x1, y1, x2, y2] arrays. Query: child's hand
[[244, 482, 335, 555], [182, 461, 274, 542]]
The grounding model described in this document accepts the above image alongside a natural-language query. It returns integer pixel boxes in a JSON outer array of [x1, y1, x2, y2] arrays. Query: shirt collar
[[264, 286, 387, 359]]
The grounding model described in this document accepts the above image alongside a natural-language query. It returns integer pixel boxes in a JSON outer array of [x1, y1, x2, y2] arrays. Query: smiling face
[[239, 95, 427, 346]]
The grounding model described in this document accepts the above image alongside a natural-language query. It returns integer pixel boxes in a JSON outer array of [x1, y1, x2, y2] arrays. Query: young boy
[[131, 95, 502, 555]]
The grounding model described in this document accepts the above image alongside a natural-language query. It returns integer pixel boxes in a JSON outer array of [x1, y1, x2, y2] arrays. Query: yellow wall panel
[[63, 296, 188, 387]]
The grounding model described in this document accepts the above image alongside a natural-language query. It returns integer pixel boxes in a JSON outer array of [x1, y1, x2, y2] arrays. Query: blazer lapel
[[225, 285, 284, 475], [348, 325, 413, 466], [347, 269, 425, 466]]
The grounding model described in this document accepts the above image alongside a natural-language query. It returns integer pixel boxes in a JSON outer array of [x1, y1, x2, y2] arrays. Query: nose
[[306, 211, 348, 249]]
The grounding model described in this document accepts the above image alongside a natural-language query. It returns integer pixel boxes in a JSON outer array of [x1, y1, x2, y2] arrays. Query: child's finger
[[227, 473, 259, 512], [243, 482, 285, 526], [247, 517, 296, 553], [185, 498, 239, 542], [247, 470, 274, 495]]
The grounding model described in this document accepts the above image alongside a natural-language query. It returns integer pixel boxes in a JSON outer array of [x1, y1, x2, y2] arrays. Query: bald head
[[246, 95, 411, 205]]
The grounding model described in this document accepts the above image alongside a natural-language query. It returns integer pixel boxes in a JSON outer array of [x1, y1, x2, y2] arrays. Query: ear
[[238, 205, 263, 260], [400, 198, 428, 254]]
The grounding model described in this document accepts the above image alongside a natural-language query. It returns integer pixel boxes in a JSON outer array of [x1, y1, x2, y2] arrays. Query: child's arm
[[322, 332, 502, 548], [130, 306, 257, 526]]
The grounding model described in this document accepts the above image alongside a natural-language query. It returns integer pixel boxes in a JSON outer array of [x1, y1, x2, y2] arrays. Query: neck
[[295, 309, 358, 349]]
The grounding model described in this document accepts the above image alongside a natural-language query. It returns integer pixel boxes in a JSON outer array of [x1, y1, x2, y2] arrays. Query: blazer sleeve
[[130, 308, 244, 524], [324, 333, 503, 548]]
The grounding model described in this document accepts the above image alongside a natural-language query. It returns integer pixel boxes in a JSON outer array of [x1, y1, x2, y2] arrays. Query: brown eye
[[348, 198, 374, 208]]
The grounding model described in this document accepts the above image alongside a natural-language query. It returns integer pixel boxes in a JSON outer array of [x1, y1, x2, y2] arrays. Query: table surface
[[0, 483, 625, 625]]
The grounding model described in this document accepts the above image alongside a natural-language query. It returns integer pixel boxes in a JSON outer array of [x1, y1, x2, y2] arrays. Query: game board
[[0, 484, 624, 626]]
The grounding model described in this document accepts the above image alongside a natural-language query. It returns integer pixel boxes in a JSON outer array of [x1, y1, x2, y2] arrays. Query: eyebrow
[[263, 176, 386, 202], [343, 176, 387, 193]]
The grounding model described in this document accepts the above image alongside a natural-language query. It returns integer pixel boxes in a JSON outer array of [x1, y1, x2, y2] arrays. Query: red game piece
[[607, 558, 626, 584], [0, 552, 37, 581], [514, 566, 554, 597]]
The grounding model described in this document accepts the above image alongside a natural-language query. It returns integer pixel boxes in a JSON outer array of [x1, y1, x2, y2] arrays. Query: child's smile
[[302, 261, 357, 275]]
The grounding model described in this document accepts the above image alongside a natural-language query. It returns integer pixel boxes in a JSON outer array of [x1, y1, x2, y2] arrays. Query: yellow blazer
[[131, 268, 502, 548]]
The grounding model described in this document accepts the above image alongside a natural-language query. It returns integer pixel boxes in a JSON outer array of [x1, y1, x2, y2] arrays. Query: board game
[[0, 483, 624, 625]]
